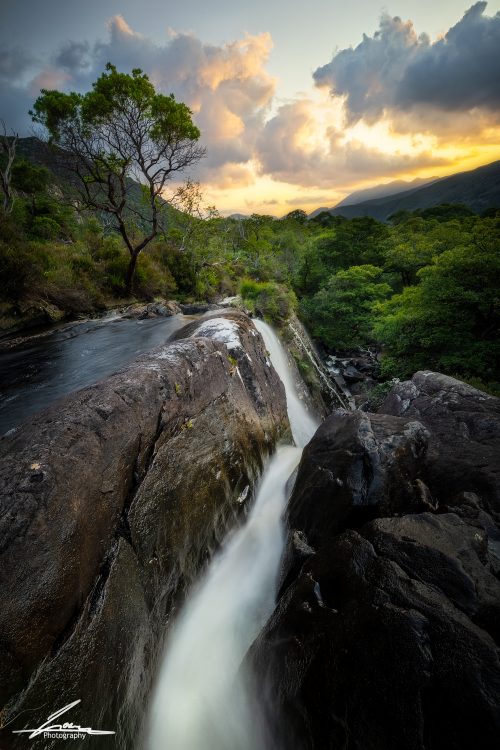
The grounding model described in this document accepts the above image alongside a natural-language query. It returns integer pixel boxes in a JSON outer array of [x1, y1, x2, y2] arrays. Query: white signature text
[[12, 700, 115, 739]]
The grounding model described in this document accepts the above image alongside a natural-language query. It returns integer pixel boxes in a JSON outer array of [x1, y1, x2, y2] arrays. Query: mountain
[[335, 176, 437, 208], [324, 161, 500, 221], [308, 206, 333, 219], [13, 136, 182, 227]]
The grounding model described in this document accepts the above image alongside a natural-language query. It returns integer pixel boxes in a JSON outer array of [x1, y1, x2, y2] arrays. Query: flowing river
[[0, 313, 188, 435], [147, 319, 319, 750]]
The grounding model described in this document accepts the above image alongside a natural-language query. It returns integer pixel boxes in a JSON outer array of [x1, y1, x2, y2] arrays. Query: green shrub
[[364, 380, 395, 410], [31, 216, 60, 240], [239, 278, 296, 325], [0, 242, 32, 299]]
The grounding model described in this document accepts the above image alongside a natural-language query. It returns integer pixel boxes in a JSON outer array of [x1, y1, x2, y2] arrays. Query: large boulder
[[0, 310, 288, 748], [249, 372, 500, 750]]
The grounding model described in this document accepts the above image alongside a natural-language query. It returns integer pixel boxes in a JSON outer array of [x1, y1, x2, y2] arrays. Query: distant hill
[[308, 206, 333, 219], [309, 160, 500, 221], [335, 176, 437, 208], [13, 136, 182, 228]]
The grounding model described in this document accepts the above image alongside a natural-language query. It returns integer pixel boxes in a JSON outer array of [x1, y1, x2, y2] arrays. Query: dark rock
[[379, 371, 500, 515], [342, 364, 365, 382], [287, 409, 431, 550], [251, 525, 500, 750], [179, 302, 220, 315], [249, 371, 500, 750], [0, 310, 288, 747], [121, 299, 181, 319], [277, 529, 315, 599]]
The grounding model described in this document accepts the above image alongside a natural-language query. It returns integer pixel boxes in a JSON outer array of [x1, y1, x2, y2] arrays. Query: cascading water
[[147, 319, 319, 750]]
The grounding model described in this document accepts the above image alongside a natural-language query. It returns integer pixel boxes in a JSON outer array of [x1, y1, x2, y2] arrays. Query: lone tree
[[31, 63, 205, 293]]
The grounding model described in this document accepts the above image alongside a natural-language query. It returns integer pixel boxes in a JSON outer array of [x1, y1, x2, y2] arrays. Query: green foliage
[[31, 63, 203, 293], [374, 242, 500, 380], [302, 265, 391, 348], [1, 136, 499, 398], [12, 159, 50, 196], [282, 209, 308, 224], [240, 278, 296, 325], [31, 215, 60, 239]]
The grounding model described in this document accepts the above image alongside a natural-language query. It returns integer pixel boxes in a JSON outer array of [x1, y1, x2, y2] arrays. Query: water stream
[[147, 319, 319, 750], [0, 314, 188, 435]]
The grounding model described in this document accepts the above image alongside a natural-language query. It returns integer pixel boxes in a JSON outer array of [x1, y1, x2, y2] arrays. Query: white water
[[147, 319, 318, 750], [254, 319, 318, 448]]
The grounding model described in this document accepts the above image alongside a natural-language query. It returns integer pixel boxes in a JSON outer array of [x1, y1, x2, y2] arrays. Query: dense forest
[[1, 171, 499, 395]]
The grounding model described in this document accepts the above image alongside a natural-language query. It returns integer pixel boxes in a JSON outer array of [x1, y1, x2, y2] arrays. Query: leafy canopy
[[31, 64, 204, 292], [302, 265, 392, 348]]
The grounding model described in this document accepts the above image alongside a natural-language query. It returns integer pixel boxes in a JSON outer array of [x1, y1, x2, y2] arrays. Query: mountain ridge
[[309, 160, 500, 221]]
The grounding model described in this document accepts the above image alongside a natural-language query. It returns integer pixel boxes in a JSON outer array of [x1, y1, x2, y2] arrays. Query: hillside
[[310, 160, 500, 221], [335, 175, 437, 208], [13, 136, 181, 228]]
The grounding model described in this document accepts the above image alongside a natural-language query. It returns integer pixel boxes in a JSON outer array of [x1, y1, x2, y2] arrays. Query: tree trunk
[[0, 127, 18, 214], [125, 251, 139, 297]]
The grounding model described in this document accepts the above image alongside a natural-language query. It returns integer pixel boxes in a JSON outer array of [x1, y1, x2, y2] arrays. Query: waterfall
[[147, 319, 319, 750]]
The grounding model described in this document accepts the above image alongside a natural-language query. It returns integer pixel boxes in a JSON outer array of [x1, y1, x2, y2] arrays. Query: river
[[0, 314, 188, 435], [147, 319, 319, 750]]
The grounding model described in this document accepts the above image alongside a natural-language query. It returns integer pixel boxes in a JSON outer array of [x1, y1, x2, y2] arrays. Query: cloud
[[0, 47, 39, 132], [55, 41, 93, 73], [255, 97, 448, 188], [398, 3, 500, 112], [313, 2, 500, 123], [10, 16, 276, 185], [29, 68, 71, 95], [2, 6, 500, 206], [0, 46, 36, 83]]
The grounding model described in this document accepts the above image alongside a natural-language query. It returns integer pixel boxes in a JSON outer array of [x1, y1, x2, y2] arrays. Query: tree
[[374, 238, 500, 380], [11, 159, 50, 215], [0, 120, 18, 213], [283, 209, 308, 224], [31, 63, 205, 294], [301, 264, 391, 349]]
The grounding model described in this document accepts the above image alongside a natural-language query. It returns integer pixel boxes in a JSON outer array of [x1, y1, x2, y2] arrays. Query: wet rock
[[285, 315, 346, 415], [287, 409, 431, 550], [121, 299, 181, 319], [0, 310, 288, 747], [342, 364, 365, 382], [249, 372, 500, 750], [179, 302, 220, 315]]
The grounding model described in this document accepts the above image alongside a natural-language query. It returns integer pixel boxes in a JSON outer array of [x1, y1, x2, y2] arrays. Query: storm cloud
[[314, 2, 500, 122]]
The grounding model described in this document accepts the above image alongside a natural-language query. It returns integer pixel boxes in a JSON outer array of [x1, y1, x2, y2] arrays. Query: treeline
[[0, 160, 499, 393]]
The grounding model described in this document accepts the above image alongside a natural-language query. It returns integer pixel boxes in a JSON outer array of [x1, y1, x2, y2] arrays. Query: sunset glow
[[2, 0, 500, 215]]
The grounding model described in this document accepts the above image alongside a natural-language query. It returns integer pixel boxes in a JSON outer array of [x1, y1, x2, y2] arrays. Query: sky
[[1, 0, 500, 215]]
